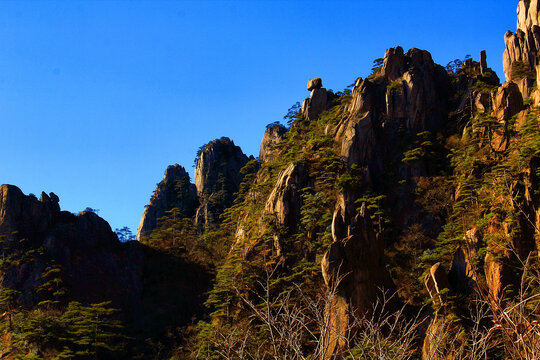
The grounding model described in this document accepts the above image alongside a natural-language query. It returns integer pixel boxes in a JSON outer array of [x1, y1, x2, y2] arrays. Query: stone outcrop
[[259, 123, 287, 163], [335, 46, 451, 184], [424, 262, 449, 306], [383, 47, 450, 131], [0, 185, 59, 244], [489, 81, 524, 151], [307, 77, 323, 91], [301, 78, 328, 121], [194, 137, 250, 228], [139, 137, 250, 234], [503, 0, 540, 98], [137, 164, 198, 240], [480, 50, 488, 74], [321, 196, 395, 358], [422, 317, 448, 360], [492, 81, 524, 122], [263, 163, 307, 257], [337, 78, 378, 173]]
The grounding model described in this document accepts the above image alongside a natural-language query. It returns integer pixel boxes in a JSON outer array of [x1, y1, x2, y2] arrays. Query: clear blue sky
[[0, 0, 517, 234]]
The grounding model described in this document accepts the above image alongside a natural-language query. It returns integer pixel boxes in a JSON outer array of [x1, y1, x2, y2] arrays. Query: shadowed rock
[[0, 184, 144, 310], [321, 198, 395, 358], [424, 262, 449, 306], [137, 164, 198, 241]]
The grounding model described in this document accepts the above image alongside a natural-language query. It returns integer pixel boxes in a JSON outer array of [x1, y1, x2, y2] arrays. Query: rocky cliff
[[0, 184, 144, 309], [0, 184, 212, 358], [194, 137, 250, 228], [137, 137, 250, 238], [136, 164, 198, 241], [200, 22, 539, 355], [503, 0, 540, 99], [259, 123, 287, 162]]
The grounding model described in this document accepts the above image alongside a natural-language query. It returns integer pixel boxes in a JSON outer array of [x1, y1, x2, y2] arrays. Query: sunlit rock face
[[503, 0, 540, 99], [263, 163, 307, 258], [194, 137, 250, 228], [336, 46, 451, 182], [259, 123, 287, 163]]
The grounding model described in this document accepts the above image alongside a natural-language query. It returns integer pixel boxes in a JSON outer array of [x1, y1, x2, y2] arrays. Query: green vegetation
[[387, 79, 403, 92], [511, 61, 536, 80], [367, 58, 384, 80], [3, 301, 126, 359]]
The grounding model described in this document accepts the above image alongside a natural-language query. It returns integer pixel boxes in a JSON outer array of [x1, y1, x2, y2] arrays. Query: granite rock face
[[194, 137, 250, 228], [263, 163, 307, 258], [503, 0, 540, 98], [321, 198, 395, 358], [259, 123, 287, 163], [0, 184, 213, 342], [335, 46, 451, 184], [137, 164, 198, 241], [492, 81, 524, 122], [383, 47, 450, 132], [139, 138, 250, 234], [424, 262, 449, 306]]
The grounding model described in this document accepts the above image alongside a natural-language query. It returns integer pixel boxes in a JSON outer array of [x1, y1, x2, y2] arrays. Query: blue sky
[[0, 0, 517, 234]]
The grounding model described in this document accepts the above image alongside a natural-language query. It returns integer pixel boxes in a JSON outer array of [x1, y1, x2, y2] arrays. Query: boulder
[[307, 77, 323, 91]]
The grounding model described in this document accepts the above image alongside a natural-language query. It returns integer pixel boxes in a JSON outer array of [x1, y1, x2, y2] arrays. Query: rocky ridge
[[137, 137, 251, 238], [0, 184, 143, 309]]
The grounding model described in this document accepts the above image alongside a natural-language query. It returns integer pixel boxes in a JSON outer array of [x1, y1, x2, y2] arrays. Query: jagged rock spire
[[301, 77, 328, 121]]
